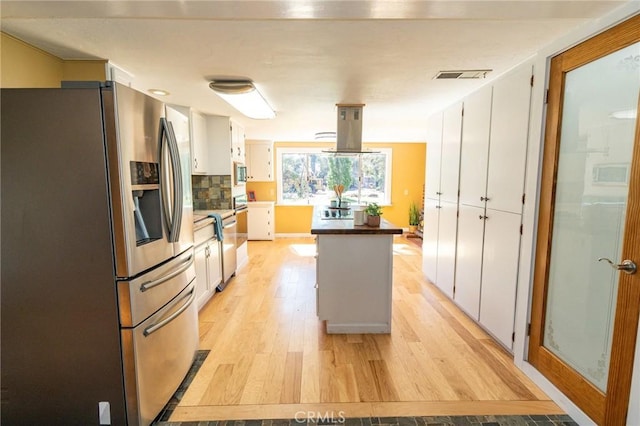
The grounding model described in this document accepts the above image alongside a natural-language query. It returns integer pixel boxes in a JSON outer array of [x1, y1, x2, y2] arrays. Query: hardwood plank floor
[[172, 237, 562, 422]]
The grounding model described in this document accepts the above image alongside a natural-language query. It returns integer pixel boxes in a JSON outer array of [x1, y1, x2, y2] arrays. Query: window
[[276, 147, 392, 205]]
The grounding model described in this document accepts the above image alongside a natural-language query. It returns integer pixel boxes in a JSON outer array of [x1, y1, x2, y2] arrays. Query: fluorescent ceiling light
[[209, 80, 276, 120], [610, 109, 637, 120]]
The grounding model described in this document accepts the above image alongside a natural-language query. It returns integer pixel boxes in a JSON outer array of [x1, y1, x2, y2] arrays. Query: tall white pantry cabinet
[[422, 103, 463, 300], [423, 62, 533, 350]]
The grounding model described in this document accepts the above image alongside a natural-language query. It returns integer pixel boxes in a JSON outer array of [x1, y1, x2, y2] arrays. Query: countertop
[[310, 206, 403, 235], [193, 209, 234, 231], [194, 209, 234, 222]]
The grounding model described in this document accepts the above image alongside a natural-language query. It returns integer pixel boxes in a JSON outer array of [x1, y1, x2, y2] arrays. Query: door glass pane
[[544, 42, 640, 391]]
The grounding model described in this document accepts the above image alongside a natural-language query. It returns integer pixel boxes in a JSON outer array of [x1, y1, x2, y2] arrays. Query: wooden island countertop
[[310, 207, 403, 235]]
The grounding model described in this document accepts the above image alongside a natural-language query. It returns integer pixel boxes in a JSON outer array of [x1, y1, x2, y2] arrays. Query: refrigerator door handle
[[139, 254, 194, 292], [143, 283, 196, 337], [159, 118, 183, 243], [166, 121, 183, 242], [159, 118, 174, 239]]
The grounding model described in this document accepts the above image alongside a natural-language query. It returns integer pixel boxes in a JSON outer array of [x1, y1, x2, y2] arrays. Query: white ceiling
[[0, 1, 630, 142]]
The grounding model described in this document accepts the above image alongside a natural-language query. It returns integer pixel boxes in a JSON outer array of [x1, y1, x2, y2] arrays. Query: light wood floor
[[172, 237, 561, 421]]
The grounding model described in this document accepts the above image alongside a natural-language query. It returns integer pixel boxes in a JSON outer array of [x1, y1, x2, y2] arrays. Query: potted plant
[[365, 202, 383, 227], [409, 202, 420, 233]]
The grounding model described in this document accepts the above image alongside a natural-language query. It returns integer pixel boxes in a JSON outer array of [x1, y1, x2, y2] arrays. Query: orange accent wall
[[247, 141, 426, 234]]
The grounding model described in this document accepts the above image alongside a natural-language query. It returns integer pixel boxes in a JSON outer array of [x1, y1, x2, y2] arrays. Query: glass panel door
[[543, 42, 640, 391], [528, 16, 640, 424]]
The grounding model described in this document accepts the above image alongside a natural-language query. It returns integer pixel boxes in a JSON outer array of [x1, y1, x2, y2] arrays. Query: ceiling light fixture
[[148, 88, 170, 96], [314, 131, 337, 140], [209, 80, 276, 120]]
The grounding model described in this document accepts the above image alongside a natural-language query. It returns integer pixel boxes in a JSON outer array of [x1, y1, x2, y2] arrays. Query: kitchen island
[[310, 207, 403, 333]]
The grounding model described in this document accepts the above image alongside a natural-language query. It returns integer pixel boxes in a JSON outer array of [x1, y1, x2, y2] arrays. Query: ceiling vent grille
[[434, 69, 492, 80]]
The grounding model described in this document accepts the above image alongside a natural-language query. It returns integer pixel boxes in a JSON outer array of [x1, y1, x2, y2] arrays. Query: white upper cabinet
[[425, 112, 444, 199], [206, 116, 245, 175], [440, 102, 463, 203], [486, 63, 533, 214], [231, 121, 245, 163], [190, 110, 211, 175], [246, 140, 273, 182], [459, 86, 492, 207]]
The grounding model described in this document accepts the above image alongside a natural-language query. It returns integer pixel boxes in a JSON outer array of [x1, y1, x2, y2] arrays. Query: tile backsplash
[[192, 175, 232, 210]]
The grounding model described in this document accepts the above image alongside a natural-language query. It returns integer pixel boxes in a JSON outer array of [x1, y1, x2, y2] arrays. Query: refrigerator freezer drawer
[[121, 280, 199, 426], [118, 249, 195, 327]]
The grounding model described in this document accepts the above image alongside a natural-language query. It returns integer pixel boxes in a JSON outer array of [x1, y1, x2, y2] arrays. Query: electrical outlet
[[99, 402, 111, 425], [270, 188, 275, 196], [404, 189, 409, 196]]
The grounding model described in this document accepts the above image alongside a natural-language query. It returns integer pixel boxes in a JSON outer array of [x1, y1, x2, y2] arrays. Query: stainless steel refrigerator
[[1, 82, 198, 425]]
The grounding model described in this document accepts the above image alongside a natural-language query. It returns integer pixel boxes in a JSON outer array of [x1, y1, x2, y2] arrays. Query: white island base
[[315, 234, 394, 334]]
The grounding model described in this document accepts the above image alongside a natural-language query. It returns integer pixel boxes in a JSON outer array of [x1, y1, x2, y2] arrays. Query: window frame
[[275, 147, 393, 206]]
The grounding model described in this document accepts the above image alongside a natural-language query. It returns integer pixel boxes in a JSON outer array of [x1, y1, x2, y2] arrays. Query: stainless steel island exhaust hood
[[324, 103, 377, 154]]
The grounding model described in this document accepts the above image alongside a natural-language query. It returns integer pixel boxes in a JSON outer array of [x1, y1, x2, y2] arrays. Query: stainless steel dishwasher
[[218, 213, 237, 290]]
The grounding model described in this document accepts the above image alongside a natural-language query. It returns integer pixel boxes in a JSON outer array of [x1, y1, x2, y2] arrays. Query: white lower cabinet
[[422, 197, 458, 299], [194, 242, 209, 307], [479, 209, 522, 350], [454, 205, 485, 319], [435, 200, 458, 299], [316, 234, 393, 333], [248, 201, 275, 240], [422, 198, 440, 284], [194, 223, 222, 310]]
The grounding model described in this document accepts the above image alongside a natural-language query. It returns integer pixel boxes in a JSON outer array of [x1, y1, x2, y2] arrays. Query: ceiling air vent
[[434, 69, 492, 80]]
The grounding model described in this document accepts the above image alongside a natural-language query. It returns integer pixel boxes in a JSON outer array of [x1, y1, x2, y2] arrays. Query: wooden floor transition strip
[[168, 400, 564, 422]]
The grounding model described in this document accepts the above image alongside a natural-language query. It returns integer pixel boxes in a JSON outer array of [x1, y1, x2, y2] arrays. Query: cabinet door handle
[[194, 158, 198, 169], [479, 215, 488, 220], [480, 196, 490, 202]]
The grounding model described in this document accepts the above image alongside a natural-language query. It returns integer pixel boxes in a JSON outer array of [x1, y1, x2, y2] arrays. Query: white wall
[[514, 2, 640, 425]]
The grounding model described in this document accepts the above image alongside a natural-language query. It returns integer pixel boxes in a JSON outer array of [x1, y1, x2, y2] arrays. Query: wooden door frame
[[528, 14, 640, 425]]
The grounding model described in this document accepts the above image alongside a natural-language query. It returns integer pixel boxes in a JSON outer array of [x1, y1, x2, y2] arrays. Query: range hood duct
[[336, 103, 364, 152], [324, 103, 376, 154]]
